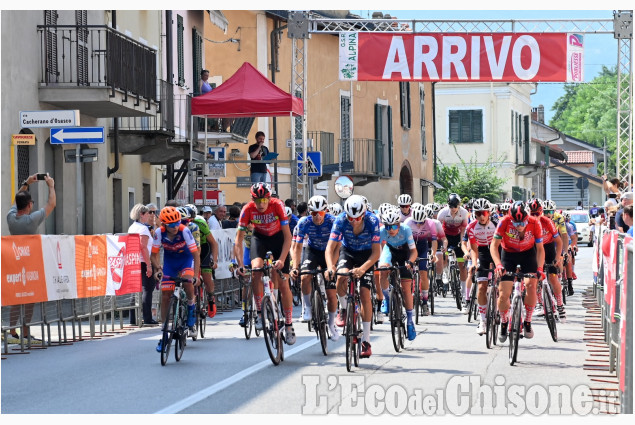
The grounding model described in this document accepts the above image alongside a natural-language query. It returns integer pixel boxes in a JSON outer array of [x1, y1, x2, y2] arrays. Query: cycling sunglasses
[[166, 221, 180, 228], [253, 197, 269, 203], [346, 215, 363, 222], [310, 211, 325, 217], [399, 205, 410, 208], [530, 212, 541, 217], [474, 211, 489, 217], [385, 224, 399, 230], [544, 210, 554, 214], [512, 220, 528, 227]]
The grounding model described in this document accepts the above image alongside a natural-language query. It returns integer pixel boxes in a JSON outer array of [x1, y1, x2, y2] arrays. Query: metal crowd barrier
[[592, 223, 633, 413]]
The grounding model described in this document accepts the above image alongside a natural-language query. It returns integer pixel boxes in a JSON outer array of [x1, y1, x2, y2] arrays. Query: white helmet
[[176, 206, 188, 220], [186, 204, 198, 217], [344, 195, 366, 219], [423, 204, 435, 219], [430, 202, 442, 213], [542, 199, 557, 211], [378, 203, 393, 219], [307, 195, 328, 212], [329, 203, 343, 216], [398, 194, 412, 206], [285, 206, 293, 218], [381, 208, 400, 225], [412, 204, 427, 222], [472, 198, 491, 212], [411, 202, 423, 210], [499, 202, 511, 212], [366, 201, 373, 212]]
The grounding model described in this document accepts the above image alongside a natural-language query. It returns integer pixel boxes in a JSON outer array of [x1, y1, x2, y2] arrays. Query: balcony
[[37, 24, 158, 118], [338, 138, 385, 185]]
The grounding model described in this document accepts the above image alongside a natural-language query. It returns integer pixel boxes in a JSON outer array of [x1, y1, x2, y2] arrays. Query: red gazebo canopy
[[191, 62, 304, 118]]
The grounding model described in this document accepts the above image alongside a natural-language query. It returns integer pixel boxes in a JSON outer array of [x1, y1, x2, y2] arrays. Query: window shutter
[[192, 28, 202, 95], [420, 87, 426, 157], [44, 10, 58, 83], [375, 104, 383, 175], [472, 110, 483, 142], [76, 10, 88, 86], [449, 110, 459, 143], [340, 96, 351, 163], [177, 15, 185, 86], [406, 82, 411, 129], [387, 105, 393, 176]]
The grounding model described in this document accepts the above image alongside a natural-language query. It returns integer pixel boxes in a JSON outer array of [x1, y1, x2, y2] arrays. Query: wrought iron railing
[[308, 131, 335, 165], [37, 24, 157, 101], [339, 138, 384, 175], [118, 80, 174, 134]]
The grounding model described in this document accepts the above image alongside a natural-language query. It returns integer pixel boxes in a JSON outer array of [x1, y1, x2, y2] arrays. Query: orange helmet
[[159, 206, 181, 224]]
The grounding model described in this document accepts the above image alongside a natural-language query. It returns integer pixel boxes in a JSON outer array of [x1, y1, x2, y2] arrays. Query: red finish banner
[[339, 32, 584, 82]]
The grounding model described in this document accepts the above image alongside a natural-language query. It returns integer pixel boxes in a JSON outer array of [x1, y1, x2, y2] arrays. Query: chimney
[[531, 107, 538, 122], [372, 12, 383, 19], [538, 105, 544, 124]]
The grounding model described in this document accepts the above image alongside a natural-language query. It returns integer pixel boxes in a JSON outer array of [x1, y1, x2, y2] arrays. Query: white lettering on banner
[[484, 36, 512, 80], [42, 235, 78, 301], [383, 36, 410, 79], [211, 228, 237, 280], [442, 36, 468, 80], [512, 35, 541, 80], [6, 268, 38, 286], [12, 242, 31, 260], [413, 36, 438, 79]]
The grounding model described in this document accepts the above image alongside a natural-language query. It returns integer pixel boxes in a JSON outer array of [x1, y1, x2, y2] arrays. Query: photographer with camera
[[5, 173, 56, 344], [248, 131, 270, 183]]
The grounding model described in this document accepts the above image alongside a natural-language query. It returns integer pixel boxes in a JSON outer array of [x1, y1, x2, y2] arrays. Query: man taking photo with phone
[[5, 173, 56, 345]]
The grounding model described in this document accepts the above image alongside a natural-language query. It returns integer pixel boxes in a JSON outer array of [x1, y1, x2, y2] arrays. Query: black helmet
[[510, 201, 528, 222], [448, 193, 461, 208]]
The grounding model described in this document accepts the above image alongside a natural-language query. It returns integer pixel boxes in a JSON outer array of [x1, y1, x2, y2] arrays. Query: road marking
[[154, 338, 319, 414]]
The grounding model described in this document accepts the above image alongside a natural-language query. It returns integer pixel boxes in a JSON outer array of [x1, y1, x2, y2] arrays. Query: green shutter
[[449, 110, 459, 143], [473, 110, 483, 142], [387, 105, 393, 176], [177, 15, 184, 86], [406, 82, 411, 129], [192, 28, 202, 95], [375, 104, 383, 175]]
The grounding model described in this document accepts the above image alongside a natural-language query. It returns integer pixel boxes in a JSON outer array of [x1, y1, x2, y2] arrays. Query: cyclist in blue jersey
[[563, 212, 578, 295], [377, 207, 418, 340], [151, 206, 200, 352], [325, 195, 381, 358], [290, 195, 340, 340]]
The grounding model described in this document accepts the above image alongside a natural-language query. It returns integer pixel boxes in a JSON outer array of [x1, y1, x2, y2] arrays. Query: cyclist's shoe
[[208, 296, 217, 318], [567, 283, 574, 296], [156, 340, 163, 352], [329, 324, 341, 342], [535, 304, 544, 317], [476, 321, 486, 335], [422, 305, 430, 316], [572, 272, 577, 280], [301, 307, 312, 322], [407, 323, 416, 341], [238, 315, 246, 327], [499, 324, 508, 343], [523, 321, 534, 339], [335, 309, 346, 327], [254, 315, 263, 331], [443, 283, 450, 292], [360, 341, 372, 358], [375, 311, 385, 324], [557, 306, 567, 323], [462, 301, 469, 314], [380, 298, 389, 314], [285, 326, 297, 345], [187, 304, 196, 327]]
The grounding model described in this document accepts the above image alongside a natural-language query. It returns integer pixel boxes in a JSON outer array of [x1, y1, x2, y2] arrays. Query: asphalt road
[[1, 246, 611, 415]]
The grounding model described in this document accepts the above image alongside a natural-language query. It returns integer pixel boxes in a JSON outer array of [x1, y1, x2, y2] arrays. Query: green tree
[[434, 148, 507, 203], [549, 66, 617, 175]]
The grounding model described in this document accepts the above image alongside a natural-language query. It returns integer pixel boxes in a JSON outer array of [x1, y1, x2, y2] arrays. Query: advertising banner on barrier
[[339, 32, 583, 82], [106, 234, 142, 296], [1, 235, 48, 306], [75, 235, 108, 298], [41, 235, 78, 301], [211, 228, 236, 280]]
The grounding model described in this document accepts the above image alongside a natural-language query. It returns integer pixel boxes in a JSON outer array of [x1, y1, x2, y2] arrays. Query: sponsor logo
[[87, 241, 99, 258], [570, 52, 582, 82], [12, 242, 31, 260], [568, 34, 583, 48], [6, 267, 39, 286]]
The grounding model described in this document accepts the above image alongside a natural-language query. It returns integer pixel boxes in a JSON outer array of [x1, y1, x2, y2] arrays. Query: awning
[[208, 11, 228, 33], [420, 178, 444, 189]]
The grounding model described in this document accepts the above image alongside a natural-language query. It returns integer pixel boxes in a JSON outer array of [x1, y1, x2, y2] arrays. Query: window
[[399, 82, 411, 129], [449, 110, 483, 143], [177, 15, 185, 86], [420, 86, 427, 158], [192, 28, 203, 95], [375, 103, 393, 177], [510, 110, 514, 144], [340, 95, 351, 162]]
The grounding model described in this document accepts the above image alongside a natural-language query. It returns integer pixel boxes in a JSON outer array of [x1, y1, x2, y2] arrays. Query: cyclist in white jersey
[[427, 203, 447, 289], [398, 194, 413, 223], [437, 194, 469, 298]]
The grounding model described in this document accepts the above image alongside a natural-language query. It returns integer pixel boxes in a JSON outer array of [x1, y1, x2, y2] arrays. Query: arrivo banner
[[339, 32, 584, 82], [1, 234, 141, 306]]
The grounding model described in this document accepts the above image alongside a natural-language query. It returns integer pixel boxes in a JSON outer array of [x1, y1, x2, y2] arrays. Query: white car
[[565, 210, 591, 246]]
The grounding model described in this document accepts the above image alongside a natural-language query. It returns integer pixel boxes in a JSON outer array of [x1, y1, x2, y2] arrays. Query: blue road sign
[[50, 127, 105, 144], [297, 151, 322, 177]]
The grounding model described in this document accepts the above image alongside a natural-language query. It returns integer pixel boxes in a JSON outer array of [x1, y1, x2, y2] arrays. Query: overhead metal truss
[[288, 10, 633, 191]]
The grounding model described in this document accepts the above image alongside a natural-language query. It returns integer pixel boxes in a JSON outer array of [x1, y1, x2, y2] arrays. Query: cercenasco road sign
[[50, 127, 105, 144], [19, 110, 80, 128]]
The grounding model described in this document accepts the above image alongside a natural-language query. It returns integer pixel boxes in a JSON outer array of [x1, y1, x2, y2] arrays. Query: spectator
[[165, 199, 178, 207], [127, 204, 156, 326], [575, 201, 583, 210], [222, 205, 241, 229], [199, 69, 212, 95], [208, 205, 226, 230], [201, 205, 213, 225], [615, 192, 633, 233], [624, 205, 633, 237], [297, 201, 308, 218], [5, 173, 56, 345], [285, 198, 297, 215], [248, 131, 270, 183]]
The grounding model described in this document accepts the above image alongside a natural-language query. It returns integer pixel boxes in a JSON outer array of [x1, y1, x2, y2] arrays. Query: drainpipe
[[270, 20, 287, 196], [431, 82, 438, 193], [107, 10, 119, 177]]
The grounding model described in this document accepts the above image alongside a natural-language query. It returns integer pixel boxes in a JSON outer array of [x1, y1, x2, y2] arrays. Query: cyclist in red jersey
[[490, 201, 545, 341], [233, 183, 296, 345]]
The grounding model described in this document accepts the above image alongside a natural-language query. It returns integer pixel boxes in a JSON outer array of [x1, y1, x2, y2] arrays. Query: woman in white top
[[128, 203, 157, 325]]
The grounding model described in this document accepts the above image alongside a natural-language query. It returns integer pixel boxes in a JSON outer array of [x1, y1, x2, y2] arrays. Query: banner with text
[[339, 32, 584, 82]]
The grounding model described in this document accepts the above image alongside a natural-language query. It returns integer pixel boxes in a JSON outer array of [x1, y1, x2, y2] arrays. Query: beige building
[[434, 81, 536, 201]]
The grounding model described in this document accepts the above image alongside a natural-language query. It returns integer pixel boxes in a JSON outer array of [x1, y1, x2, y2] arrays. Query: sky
[[351, 9, 618, 124]]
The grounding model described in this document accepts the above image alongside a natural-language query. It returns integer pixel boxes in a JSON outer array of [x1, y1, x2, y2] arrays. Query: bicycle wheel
[[353, 297, 361, 367], [561, 271, 567, 305], [160, 297, 175, 366], [429, 277, 435, 316], [262, 295, 281, 366], [370, 283, 376, 330], [543, 283, 558, 342], [198, 289, 207, 339], [414, 273, 421, 325], [509, 297, 522, 366], [398, 289, 406, 349], [345, 298, 355, 372], [313, 289, 328, 356], [389, 285, 401, 352], [174, 302, 187, 362], [452, 267, 462, 310], [485, 286, 495, 349], [292, 278, 301, 306], [244, 286, 254, 340], [467, 282, 478, 323]]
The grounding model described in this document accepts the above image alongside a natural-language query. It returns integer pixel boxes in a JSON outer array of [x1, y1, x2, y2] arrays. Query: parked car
[[565, 210, 592, 246]]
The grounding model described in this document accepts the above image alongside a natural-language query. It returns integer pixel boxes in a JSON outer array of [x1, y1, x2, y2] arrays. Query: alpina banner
[[339, 32, 584, 82]]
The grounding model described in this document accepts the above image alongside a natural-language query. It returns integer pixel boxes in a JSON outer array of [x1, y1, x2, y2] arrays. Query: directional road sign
[[50, 127, 105, 144], [297, 151, 322, 177]]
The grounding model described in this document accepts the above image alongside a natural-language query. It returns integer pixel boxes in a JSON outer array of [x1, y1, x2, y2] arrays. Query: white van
[[565, 210, 591, 246]]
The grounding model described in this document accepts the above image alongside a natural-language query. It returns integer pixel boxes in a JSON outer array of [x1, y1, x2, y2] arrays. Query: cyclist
[[404, 203, 438, 317], [375, 202, 395, 322], [187, 204, 219, 317], [290, 195, 340, 341], [237, 223, 254, 327], [528, 199, 565, 322], [437, 193, 469, 301], [490, 201, 545, 341], [328, 202, 343, 217], [326, 195, 381, 358], [233, 183, 296, 345], [563, 212, 578, 296], [398, 194, 413, 223], [427, 203, 447, 291], [152, 206, 200, 352], [466, 199, 497, 335]]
